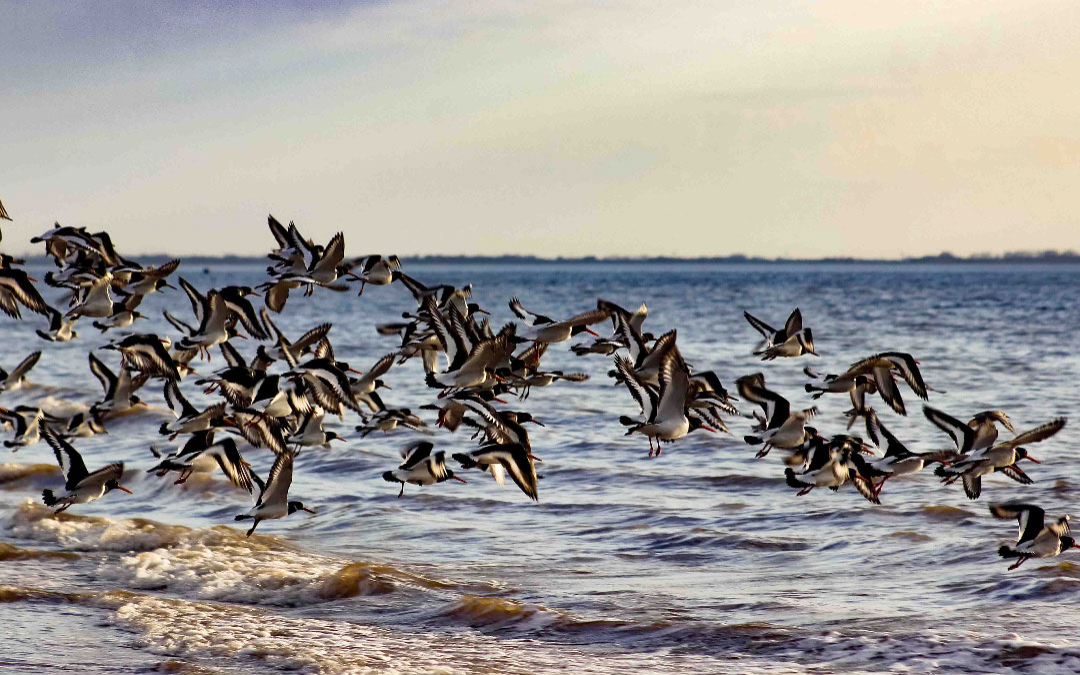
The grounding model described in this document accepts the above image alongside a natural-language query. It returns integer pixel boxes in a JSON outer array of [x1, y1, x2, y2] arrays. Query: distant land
[[17, 250, 1080, 267]]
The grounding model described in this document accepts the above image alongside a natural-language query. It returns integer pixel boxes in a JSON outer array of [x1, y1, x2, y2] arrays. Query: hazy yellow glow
[[2, 1, 1078, 257]]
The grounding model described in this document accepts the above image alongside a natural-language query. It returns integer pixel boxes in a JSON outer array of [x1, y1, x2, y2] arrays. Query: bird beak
[[702, 425, 718, 433], [1026, 456, 1041, 464], [235, 334, 248, 340], [302, 507, 316, 514], [1073, 542, 1080, 550], [331, 436, 348, 442], [116, 485, 133, 494], [526, 452, 542, 462], [27, 276, 39, 282], [531, 420, 546, 427], [474, 308, 490, 315], [162, 281, 176, 290], [452, 475, 468, 483], [349, 368, 363, 375], [585, 327, 600, 337], [492, 397, 508, 404]]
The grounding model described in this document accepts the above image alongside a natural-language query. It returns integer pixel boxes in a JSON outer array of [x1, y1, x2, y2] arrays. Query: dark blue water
[[1, 262, 1079, 674]]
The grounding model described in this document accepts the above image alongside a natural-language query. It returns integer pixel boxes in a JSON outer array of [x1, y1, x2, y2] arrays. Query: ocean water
[[1, 261, 1079, 674]]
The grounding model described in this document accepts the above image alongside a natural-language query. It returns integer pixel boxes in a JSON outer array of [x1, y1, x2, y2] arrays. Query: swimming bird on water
[[0, 351, 42, 392], [382, 441, 466, 497], [40, 426, 131, 513], [990, 503, 1078, 571], [234, 451, 313, 536]]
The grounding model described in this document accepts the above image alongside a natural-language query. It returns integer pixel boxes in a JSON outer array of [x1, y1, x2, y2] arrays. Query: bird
[[40, 427, 131, 513], [0, 198, 10, 221], [737, 374, 817, 458], [88, 352, 147, 418], [348, 254, 401, 295], [743, 308, 815, 358], [288, 408, 346, 450], [0, 351, 42, 392], [160, 380, 229, 438], [453, 443, 539, 501], [102, 334, 181, 380], [65, 271, 114, 320], [382, 441, 466, 497], [0, 267, 51, 320], [509, 297, 609, 345], [932, 414, 1066, 500], [860, 409, 956, 497], [990, 503, 1078, 571], [148, 432, 253, 491], [617, 346, 717, 457], [36, 306, 79, 342], [843, 352, 930, 416], [0, 405, 44, 448], [784, 436, 879, 504], [234, 451, 314, 536]]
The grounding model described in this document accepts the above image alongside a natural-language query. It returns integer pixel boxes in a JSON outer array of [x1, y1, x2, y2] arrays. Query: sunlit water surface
[[1, 262, 1079, 674]]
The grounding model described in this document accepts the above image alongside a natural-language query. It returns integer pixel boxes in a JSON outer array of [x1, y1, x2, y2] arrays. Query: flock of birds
[[0, 206, 1073, 570]]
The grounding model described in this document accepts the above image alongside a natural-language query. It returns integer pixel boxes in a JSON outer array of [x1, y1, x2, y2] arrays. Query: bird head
[[1015, 447, 1041, 464], [288, 500, 316, 515], [104, 479, 133, 495]]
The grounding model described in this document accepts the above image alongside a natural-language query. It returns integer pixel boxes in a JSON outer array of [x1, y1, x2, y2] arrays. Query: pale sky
[[2, 1, 1079, 258]]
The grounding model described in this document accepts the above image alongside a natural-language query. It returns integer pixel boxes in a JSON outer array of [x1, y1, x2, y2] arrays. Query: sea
[[1, 261, 1079, 674]]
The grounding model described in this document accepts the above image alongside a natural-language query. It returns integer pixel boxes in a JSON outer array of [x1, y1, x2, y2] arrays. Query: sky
[[2, 0, 1079, 259]]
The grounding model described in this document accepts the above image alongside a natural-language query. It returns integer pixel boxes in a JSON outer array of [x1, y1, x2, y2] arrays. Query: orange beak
[[452, 475, 468, 483], [1026, 456, 1041, 464], [115, 485, 133, 494], [585, 327, 600, 337], [702, 425, 717, 433]]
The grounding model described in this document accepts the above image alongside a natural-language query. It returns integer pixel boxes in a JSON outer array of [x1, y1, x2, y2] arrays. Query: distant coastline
[[16, 250, 1080, 266]]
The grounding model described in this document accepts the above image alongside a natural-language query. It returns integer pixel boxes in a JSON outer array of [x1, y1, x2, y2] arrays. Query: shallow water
[[1, 261, 1079, 674]]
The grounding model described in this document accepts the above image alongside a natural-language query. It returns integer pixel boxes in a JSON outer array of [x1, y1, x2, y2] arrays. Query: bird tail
[[382, 471, 401, 484], [804, 383, 820, 394], [451, 453, 478, 469], [784, 468, 807, 489], [744, 435, 762, 446], [41, 489, 59, 507], [618, 415, 636, 427], [234, 514, 254, 522], [158, 422, 172, 436], [998, 545, 1021, 559], [424, 372, 440, 389], [934, 465, 957, 478]]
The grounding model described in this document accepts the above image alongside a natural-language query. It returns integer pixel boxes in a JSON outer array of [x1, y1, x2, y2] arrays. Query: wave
[[0, 541, 78, 561], [0, 463, 59, 488]]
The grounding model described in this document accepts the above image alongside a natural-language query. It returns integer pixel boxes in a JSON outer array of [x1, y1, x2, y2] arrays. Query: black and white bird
[[990, 503, 1078, 571], [509, 297, 609, 345], [348, 254, 401, 295], [737, 373, 817, 458], [40, 427, 131, 513], [102, 334, 181, 380], [0, 405, 44, 448], [160, 380, 229, 438], [0, 267, 51, 320], [861, 409, 956, 497], [36, 306, 79, 342], [617, 346, 716, 457], [382, 441, 465, 497], [0, 351, 42, 392], [784, 436, 879, 504], [453, 443, 539, 501], [148, 432, 253, 491], [844, 352, 930, 416], [234, 451, 313, 536], [88, 352, 147, 418], [931, 411, 1066, 500], [743, 308, 816, 359]]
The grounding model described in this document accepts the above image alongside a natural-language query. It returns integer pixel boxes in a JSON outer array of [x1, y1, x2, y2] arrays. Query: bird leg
[[874, 476, 889, 497], [54, 502, 72, 514], [174, 469, 191, 485], [357, 280, 366, 296], [796, 486, 814, 497], [755, 443, 773, 459], [246, 519, 260, 537], [1008, 556, 1030, 571], [397, 483, 405, 498], [648, 436, 655, 457]]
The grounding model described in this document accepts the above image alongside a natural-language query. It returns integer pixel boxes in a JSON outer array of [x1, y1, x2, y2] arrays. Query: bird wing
[[291, 323, 333, 355], [8, 351, 41, 382], [554, 307, 610, 329], [42, 427, 89, 489], [399, 441, 435, 470], [220, 341, 246, 368], [990, 503, 1045, 544], [615, 355, 657, 420], [88, 352, 118, 397], [256, 450, 294, 508], [742, 311, 776, 341], [178, 277, 207, 326], [656, 349, 690, 421], [883, 352, 928, 400], [207, 441, 254, 493], [993, 418, 1067, 450], [783, 308, 803, 338], [923, 405, 976, 453], [495, 444, 539, 501], [74, 462, 124, 491], [164, 380, 199, 418], [508, 298, 553, 326]]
